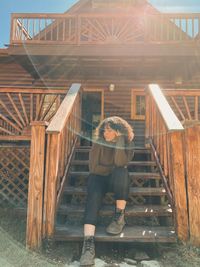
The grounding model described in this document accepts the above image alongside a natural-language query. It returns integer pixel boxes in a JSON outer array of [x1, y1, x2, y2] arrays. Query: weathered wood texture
[[0, 61, 33, 87], [43, 133, 60, 238], [146, 84, 189, 242], [43, 84, 81, 238], [168, 131, 188, 241], [26, 122, 47, 249], [55, 225, 176, 243], [185, 124, 200, 246]]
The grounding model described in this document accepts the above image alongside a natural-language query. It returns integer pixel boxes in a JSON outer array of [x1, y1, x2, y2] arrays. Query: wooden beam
[[26, 121, 47, 250], [0, 87, 66, 94], [43, 133, 60, 237], [0, 135, 31, 141], [185, 125, 200, 246], [168, 131, 189, 241], [8, 44, 200, 57]]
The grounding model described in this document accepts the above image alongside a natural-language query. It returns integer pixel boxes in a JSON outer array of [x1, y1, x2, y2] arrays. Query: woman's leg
[[80, 174, 106, 266], [111, 167, 130, 202], [83, 173, 107, 228], [116, 199, 126, 210], [106, 167, 130, 235], [84, 224, 96, 236]]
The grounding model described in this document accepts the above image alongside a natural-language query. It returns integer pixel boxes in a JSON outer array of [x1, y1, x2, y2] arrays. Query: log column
[[185, 124, 200, 246], [168, 131, 189, 241], [26, 121, 48, 250], [43, 133, 61, 238]]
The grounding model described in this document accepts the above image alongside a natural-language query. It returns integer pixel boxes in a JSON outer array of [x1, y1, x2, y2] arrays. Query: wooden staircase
[[54, 145, 176, 243]]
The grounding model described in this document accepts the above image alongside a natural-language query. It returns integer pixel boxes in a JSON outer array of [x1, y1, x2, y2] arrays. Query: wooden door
[[81, 89, 104, 144]]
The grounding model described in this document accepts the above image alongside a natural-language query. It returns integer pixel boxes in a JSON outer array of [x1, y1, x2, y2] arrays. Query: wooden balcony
[[10, 13, 200, 46]]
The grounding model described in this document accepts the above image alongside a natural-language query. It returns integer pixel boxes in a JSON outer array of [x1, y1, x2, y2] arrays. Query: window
[[131, 89, 145, 120]]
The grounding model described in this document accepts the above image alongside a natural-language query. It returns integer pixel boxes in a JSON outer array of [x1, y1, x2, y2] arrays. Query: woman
[[80, 116, 134, 266]]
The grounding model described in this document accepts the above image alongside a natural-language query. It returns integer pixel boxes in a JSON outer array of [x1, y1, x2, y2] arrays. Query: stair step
[[54, 225, 176, 243], [58, 204, 172, 217], [72, 160, 157, 166], [63, 186, 166, 196], [75, 147, 151, 154], [69, 171, 161, 179]]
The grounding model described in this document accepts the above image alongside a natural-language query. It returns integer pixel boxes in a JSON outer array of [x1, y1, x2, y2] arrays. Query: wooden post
[[145, 93, 150, 145], [185, 125, 200, 246], [43, 133, 60, 238], [10, 14, 14, 44], [168, 131, 189, 241], [26, 121, 47, 250]]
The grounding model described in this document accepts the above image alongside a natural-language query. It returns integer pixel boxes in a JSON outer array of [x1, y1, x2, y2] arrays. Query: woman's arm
[[114, 136, 134, 167], [89, 143, 113, 175]]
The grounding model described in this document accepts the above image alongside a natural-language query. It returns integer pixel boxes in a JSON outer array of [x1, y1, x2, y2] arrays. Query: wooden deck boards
[[54, 225, 176, 243]]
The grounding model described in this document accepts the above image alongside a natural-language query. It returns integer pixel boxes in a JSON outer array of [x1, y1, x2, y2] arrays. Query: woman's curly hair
[[95, 116, 134, 143]]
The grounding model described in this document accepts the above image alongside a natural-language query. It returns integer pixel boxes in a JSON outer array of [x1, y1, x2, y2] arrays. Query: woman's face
[[103, 125, 118, 142]]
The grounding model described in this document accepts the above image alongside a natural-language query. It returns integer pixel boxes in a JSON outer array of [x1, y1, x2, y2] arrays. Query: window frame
[[83, 88, 104, 121], [131, 89, 145, 120]]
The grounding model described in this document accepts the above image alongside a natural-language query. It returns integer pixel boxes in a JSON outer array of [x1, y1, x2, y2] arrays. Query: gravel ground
[[0, 208, 200, 267]]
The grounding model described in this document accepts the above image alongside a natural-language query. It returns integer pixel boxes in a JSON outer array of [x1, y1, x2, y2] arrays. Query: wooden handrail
[[0, 87, 66, 94], [46, 83, 81, 133], [43, 83, 82, 239], [11, 12, 200, 18], [148, 84, 184, 131], [146, 83, 189, 242], [163, 89, 200, 96]]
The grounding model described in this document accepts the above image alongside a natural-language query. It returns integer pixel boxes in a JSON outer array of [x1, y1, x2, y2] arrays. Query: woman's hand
[[115, 130, 122, 137]]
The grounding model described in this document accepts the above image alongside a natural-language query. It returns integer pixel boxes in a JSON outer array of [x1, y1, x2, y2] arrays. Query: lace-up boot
[[80, 236, 95, 266], [106, 208, 125, 235]]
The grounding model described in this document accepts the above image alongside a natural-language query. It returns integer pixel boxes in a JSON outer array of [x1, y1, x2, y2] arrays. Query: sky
[[0, 0, 200, 48]]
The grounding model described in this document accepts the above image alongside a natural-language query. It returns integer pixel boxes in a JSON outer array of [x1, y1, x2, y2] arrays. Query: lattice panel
[[80, 16, 145, 44], [130, 177, 146, 187], [0, 146, 30, 206], [128, 195, 145, 205], [69, 191, 146, 206]]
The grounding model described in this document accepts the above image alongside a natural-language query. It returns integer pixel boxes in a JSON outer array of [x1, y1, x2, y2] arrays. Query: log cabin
[[0, 0, 200, 250]]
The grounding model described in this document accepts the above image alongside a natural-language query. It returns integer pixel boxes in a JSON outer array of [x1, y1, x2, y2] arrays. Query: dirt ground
[[0, 207, 200, 267]]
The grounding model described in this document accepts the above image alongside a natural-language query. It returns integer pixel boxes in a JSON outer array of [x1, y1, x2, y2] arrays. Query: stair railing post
[[43, 132, 61, 238], [145, 91, 150, 146], [185, 124, 200, 246], [168, 130, 189, 242], [26, 121, 48, 250]]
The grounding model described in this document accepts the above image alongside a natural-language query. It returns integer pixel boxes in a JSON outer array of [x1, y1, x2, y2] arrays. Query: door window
[[131, 90, 145, 120]]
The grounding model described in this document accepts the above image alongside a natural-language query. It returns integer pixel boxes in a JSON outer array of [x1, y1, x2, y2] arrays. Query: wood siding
[[1, 59, 200, 147], [0, 61, 33, 87], [104, 86, 145, 147]]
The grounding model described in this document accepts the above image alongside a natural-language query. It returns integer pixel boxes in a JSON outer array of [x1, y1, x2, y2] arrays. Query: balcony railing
[[10, 13, 200, 45]]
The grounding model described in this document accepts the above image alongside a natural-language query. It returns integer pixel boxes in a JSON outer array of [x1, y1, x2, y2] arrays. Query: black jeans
[[84, 167, 130, 226]]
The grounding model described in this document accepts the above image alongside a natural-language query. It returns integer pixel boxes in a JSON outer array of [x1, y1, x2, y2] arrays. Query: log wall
[[104, 86, 145, 146], [0, 61, 33, 87]]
